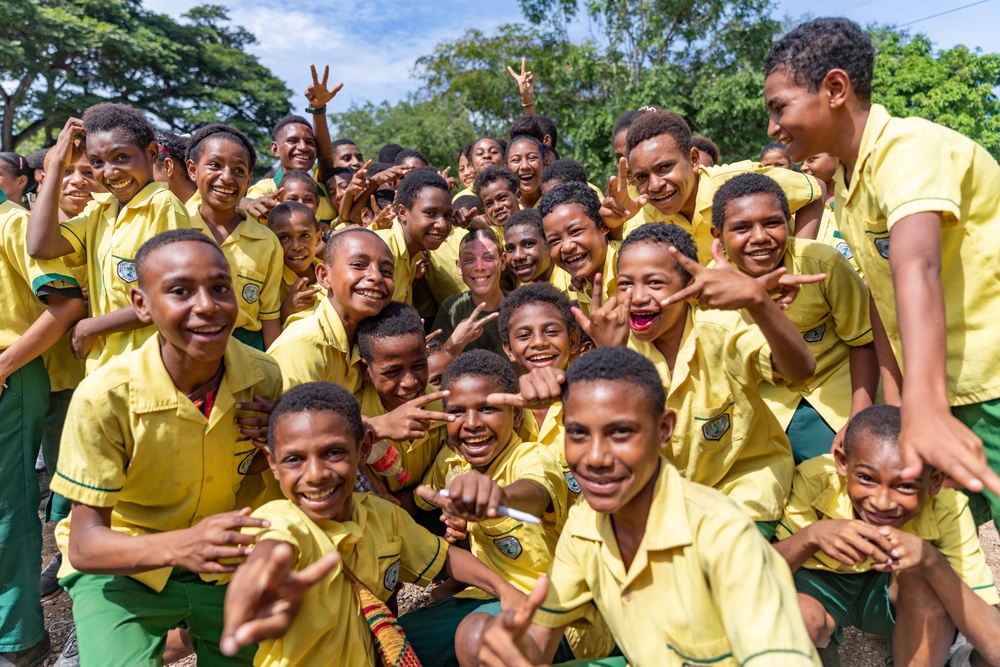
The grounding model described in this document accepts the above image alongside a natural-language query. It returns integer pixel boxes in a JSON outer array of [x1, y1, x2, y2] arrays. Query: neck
[[652, 309, 688, 373], [329, 296, 360, 345], [158, 337, 225, 395], [198, 202, 242, 242], [679, 177, 699, 221], [295, 263, 317, 282], [609, 458, 660, 564], [535, 264, 554, 284], [175, 180, 198, 203], [471, 288, 503, 311], [522, 189, 540, 208], [831, 103, 872, 185]]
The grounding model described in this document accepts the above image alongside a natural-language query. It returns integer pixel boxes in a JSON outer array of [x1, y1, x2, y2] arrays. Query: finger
[[415, 485, 447, 509], [779, 272, 827, 286], [410, 390, 451, 408], [370, 194, 378, 211], [618, 284, 633, 316], [322, 64, 329, 87], [300, 287, 322, 297], [273, 188, 285, 201], [615, 157, 628, 194], [330, 82, 343, 96], [425, 328, 443, 343], [468, 301, 487, 321], [440, 166, 450, 177], [571, 306, 592, 336], [508, 575, 548, 629], [232, 613, 296, 647], [591, 272, 604, 310], [476, 311, 501, 327], [295, 550, 340, 587], [507, 65, 518, 79], [486, 392, 528, 408], [667, 245, 703, 273], [660, 282, 702, 307]]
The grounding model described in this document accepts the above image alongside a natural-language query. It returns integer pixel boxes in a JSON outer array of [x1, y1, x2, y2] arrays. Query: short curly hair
[[396, 168, 450, 209], [710, 173, 790, 232], [356, 302, 425, 364], [187, 124, 257, 173], [541, 159, 588, 188], [83, 102, 155, 150], [625, 110, 692, 157], [441, 349, 518, 399], [618, 222, 698, 286], [765, 18, 875, 103], [562, 346, 665, 414], [267, 381, 365, 454], [474, 165, 519, 198], [135, 229, 226, 288], [498, 282, 578, 346], [538, 181, 604, 231]]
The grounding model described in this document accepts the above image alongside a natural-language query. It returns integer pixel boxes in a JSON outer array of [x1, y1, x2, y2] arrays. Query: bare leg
[[455, 612, 493, 667], [892, 570, 954, 666]]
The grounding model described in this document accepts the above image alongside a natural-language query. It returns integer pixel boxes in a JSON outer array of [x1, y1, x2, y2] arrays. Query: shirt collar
[[317, 298, 359, 365], [836, 104, 892, 205], [121, 181, 169, 212]]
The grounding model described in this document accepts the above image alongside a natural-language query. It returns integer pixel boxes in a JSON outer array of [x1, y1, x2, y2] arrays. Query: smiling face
[[189, 136, 252, 214], [472, 138, 504, 174], [272, 211, 319, 278], [506, 139, 543, 200], [133, 240, 238, 366], [0, 161, 28, 202], [85, 129, 157, 203], [272, 123, 317, 172], [458, 237, 504, 299], [333, 142, 364, 170], [616, 242, 689, 343], [801, 153, 838, 183], [281, 179, 320, 213], [504, 223, 552, 284], [628, 135, 698, 218], [760, 148, 794, 170], [542, 203, 608, 282], [764, 69, 836, 163], [363, 332, 429, 411], [715, 193, 788, 277], [445, 375, 516, 470], [58, 155, 100, 217], [458, 152, 475, 187], [612, 129, 628, 164], [398, 186, 454, 253], [835, 433, 940, 530], [563, 379, 673, 515], [426, 348, 451, 390], [479, 180, 518, 227], [325, 172, 353, 209], [268, 410, 371, 523], [318, 232, 395, 323], [504, 302, 578, 373]]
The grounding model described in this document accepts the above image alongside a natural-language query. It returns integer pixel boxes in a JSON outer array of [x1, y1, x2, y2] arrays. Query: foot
[[40, 552, 63, 602], [52, 630, 77, 667], [0, 633, 50, 667]]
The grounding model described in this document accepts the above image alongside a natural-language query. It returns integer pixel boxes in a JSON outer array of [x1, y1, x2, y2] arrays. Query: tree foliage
[[0, 0, 291, 163]]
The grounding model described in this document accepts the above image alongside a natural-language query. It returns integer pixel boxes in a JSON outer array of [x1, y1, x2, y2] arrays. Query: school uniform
[[247, 171, 337, 225], [267, 297, 362, 393], [549, 240, 620, 318], [279, 260, 326, 326], [425, 226, 470, 307], [57, 182, 189, 371], [520, 402, 581, 507], [815, 201, 863, 277], [374, 222, 417, 306]]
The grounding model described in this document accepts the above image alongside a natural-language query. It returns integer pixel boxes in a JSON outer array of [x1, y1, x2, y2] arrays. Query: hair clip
[[158, 143, 171, 157]]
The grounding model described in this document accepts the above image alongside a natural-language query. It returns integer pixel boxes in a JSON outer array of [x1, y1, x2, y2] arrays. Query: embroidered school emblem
[[874, 237, 890, 259], [564, 470, 581, 494], [242, 283, 260, 304], [117, 259, 138, 283], [237, 449, 257, 475], [494, 536, 523, 560], [383, 559, 401, 590], [803, 323, 826, 343], [701, 414, 731, 441], [836, 241, 853, 260]]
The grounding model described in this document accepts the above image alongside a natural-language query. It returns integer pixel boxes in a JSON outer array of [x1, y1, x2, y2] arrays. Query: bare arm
[[28, 119, 81, 259], [868, 299, 902, 405], [72, 306, 148, 359], [745, 291, 816, 382], [442, 545, 521, 603], [792, 194, 825, 239], [261, 319, 281, 350], [847, 342, 878, 415], [0, 295, 86, 386]]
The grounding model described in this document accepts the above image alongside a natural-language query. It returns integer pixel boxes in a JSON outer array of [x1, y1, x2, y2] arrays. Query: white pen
[[437, 489, 542, 525]]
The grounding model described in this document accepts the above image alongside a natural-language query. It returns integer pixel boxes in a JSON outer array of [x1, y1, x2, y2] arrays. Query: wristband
[[305, 105, 327, 115]]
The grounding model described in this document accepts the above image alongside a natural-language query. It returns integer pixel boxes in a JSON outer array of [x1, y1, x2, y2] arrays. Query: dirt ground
[[39, 516, 1000, 666]]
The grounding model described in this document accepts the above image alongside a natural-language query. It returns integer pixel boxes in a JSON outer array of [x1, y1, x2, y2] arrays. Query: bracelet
[[305, 105, 327, 115], [522, 102, 533, 107]]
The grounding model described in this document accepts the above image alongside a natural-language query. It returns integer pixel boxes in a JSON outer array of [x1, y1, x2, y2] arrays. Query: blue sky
[[144, 0, 1000, 113]]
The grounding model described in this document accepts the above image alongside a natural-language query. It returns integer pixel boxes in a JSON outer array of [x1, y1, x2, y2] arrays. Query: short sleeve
[[257, 235, 285, 321], [720, 312, 777, 386], [511, 444, 569, 528], [759, 166, 821, 213], [58, 208, 94, 266], [247, 179, 277, 199], [414, 447, 453, 511], [822, 252, 872, 347], [933, 491, 1000, 605], [269, 334, 333, 391], [392, 505, 449, 585], [150, 192, 191, 235], [531, 513, 594, 628], [776, 467, 822, 541]]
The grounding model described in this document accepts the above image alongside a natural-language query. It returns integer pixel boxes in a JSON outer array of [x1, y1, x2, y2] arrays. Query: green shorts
[[232, 327, 264, 351], [953, 396, 1000, 526], [61, 569, 256, 667], [398, 594, 576, 667], [787, 399, 836, 464], [756, 520, 779, 540], [792, 568, 894, 644]]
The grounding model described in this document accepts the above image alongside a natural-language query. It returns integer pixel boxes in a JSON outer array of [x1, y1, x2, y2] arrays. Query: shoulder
[[77, 350, 136, 396]]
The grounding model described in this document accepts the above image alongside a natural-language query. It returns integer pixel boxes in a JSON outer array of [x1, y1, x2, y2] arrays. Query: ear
[[710, 225, 721, 240], [186, 158, 197, 183], [358, 423, 376, 465], [14, 174, 28, 194], [360, 357, 372, 382], [927, 468, 946, 497], [502, 340, 518, 364], [145, 141, 159, 164], [315, 261, 333, 290], [568, 328, 581, 356], [131, 286, 154, 324], [455, 257, 463, 279], [822, 69, 851, 110], [513, 406, 524, 431], [658, 408, 676, 448], [688, 147, 700, 166], [270, 141, 280, 158], [834, 444, 849, 477], [264, 447, 279, 479], [515, 189, 523, 205], [543, 135, 553, 147]]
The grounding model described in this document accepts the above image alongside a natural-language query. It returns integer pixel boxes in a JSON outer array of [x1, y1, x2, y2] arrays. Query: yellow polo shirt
[[833, 104, 1000, 406], [50, 335, 283, 591], [549, 240, 620, 318], [279, 262, 326, 326], [756, 238, 872, 432], [521, 403, 581, 506], [374, 222, 417, 306], [533, 458, 820, 666], [58, 183, 190, 371], [247, 172, 337, 224], [247, 496, 448, 667], [188, 207, 283, 332], [425, 226, 470, 306], [777, 454, 999, 605], [624, 162, 821, 264], [629, 308, 794, 521], [267, 297, 362, 393], [815, 201, 863, 277], [0, 200, 82, 349], [358, 383, 447, 492]]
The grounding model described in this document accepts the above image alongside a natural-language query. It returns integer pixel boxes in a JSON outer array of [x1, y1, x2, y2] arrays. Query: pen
[[436, 489, 542, 525]]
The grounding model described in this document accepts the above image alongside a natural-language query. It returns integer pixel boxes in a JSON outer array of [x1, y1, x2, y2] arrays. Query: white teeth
[[302, 488, 335, 501], [464, 436, 491, 444], [356, 290, 384, 300], [190, 326, 224, 333], [109, 179, 134, 189]]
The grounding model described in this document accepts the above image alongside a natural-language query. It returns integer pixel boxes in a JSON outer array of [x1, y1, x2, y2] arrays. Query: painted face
[[85, 129, 157, 204], [189, 136, 252, 212], [471, 138, 504, 174], [133, 240, 238, 364], [268, 410, 368, 523], [444, 375, 516, 470], [272, 211, 319, 277], [398, 186, 453, 253], [318, 232, 395, 323], [364, 333, 429, 411], [504, 223, 552, 284], [716, 193, 788, 277], [272, 123, 317, 172], [58, 155, 100, 217], [563, 379, 672, 514], [760, 148, 794, 170], [616, 241, 688, 343], [542, 202, 608, 282], [478, 180, 518, 227], [458, 152, 475, 187], [503, 302, 578, 373], [835, 434, 940, 530], [764, 68, 836, 163], [627, 134, 698, 218], [801, 153, 838, 183], [506, 139, 543, 201], [281, 179, 320, 213], [333, 143, 364, 170]]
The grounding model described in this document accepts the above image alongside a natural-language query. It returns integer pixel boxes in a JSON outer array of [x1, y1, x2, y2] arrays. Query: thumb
[[709, 237, 730, 267], [273, 188, 285, 200], [293, 276, 309, 292]]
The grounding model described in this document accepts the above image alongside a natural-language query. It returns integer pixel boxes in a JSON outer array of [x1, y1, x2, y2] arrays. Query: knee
[[798, 593, 837, 648], [455, 612, 493, 667]]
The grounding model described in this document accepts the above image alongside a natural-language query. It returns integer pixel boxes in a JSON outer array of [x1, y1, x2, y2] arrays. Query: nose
[[767, 117, 780, 139], [193, 286, 218, 313], [870, 487, 896, 513], [399, 370, 420, 393], [584, 435, 614, 469], [750, 223, 768, 242], [647, 171, 665, 194], [304, 454, 329, 484], [463, 408, 483, 432]]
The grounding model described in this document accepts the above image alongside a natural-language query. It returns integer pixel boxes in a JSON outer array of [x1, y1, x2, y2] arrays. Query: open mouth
[[526, 351, 559, 367], [65, 190, 91, 200], [629, 311, 658, 331], [577, 473, 625, 498], [562, 250, 588, 270], [107, 178, 134, 193], [863, 510, 900, 527], [187, 324, 228, 341], [460, 434, 495, 456], [211, 185, 237, 198], [354, 288, 386, 302]]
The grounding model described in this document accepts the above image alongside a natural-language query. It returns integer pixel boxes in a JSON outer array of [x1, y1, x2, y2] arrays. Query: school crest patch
[[803, 323, 826, 343], [242, 283, 260, 304], [874, 237, 890, 260], [836, 241, 853, 260], [117, 259, 138, 283], [494, 536, 523, 560], [237, 449, 257, 475], [702, 414, 731, 441], [564, 470, 581, 494], [383, 559, 401, 590]]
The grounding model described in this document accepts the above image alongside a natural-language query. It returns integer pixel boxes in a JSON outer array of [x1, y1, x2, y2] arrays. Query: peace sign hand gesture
[[600, 157, 648, 229], [506, 58, 535, 108], [305, 64, 344, 109], [444, 302, 501, 356], [571, 272, 631, 347]]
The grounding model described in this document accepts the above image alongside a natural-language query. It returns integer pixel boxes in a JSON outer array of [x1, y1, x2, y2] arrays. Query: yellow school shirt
[[279, 262, 326, 326], [40, 267, 88, 393], [425, 225, 470, 306], [520, 403, 581, 506], [58, 182, 190, 371], [246, 172, 337, 224], [374, 222, 416, 305], [777, 454, 999, 605], [0, 200, 81, 349], [533, 458, 820, 667], [549, 240, 620, 318], [247, 496, 449, 667], [188, 207, 283, 332], [629, 308, 794, 521], [623, 162, 821, 264], [451, 186, 474, 203], [358, 383, 447, 492], [815, 201, 863, 277], [50, 335, 283, 591], [267, 297, 362, 393], [755, 238, 872, 432], [833, 104, 1000, 406]]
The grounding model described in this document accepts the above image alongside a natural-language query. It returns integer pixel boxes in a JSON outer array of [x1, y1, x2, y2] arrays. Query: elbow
[[67, 542, 97, 574]]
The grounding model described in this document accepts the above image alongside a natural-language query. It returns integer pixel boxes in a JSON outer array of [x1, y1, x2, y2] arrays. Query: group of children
[[1, 16, 998, 667]]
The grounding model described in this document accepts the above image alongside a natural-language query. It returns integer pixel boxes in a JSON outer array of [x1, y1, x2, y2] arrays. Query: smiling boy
[[504, 209, 558, 286], [477, 347, 819, 667]]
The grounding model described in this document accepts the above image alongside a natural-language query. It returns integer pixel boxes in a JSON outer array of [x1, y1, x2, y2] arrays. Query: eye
[[213, 283, 230, 294], [169, 286, 189, 296], [380, 268, 394, 278]]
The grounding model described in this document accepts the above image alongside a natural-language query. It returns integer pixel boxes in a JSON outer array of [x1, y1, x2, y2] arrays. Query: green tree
[[0, 0, 290, 166]]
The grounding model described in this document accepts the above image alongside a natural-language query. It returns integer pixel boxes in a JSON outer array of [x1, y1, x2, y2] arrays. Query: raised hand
[[453, 205, 480, 230], [756, 264, 826, 310], [445, 302, 500, 356], [478, 576, 550, 667], [282, 277, 322, 317], [506, 57, 535, 108], [170, 508, 269, 574], [599, 157, 648, 229], [221, 541, 340, 656], [305, 64, 344, 109], [415, 470, 507, 523], [50, 118, 87, 171], [487, 366, 564, 411], [368, 390, 453, 442], [245, 190, 283, 222], [571, 272, 631, 347], [439, 166, 459, 192], [370, 195, 396, 230]]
